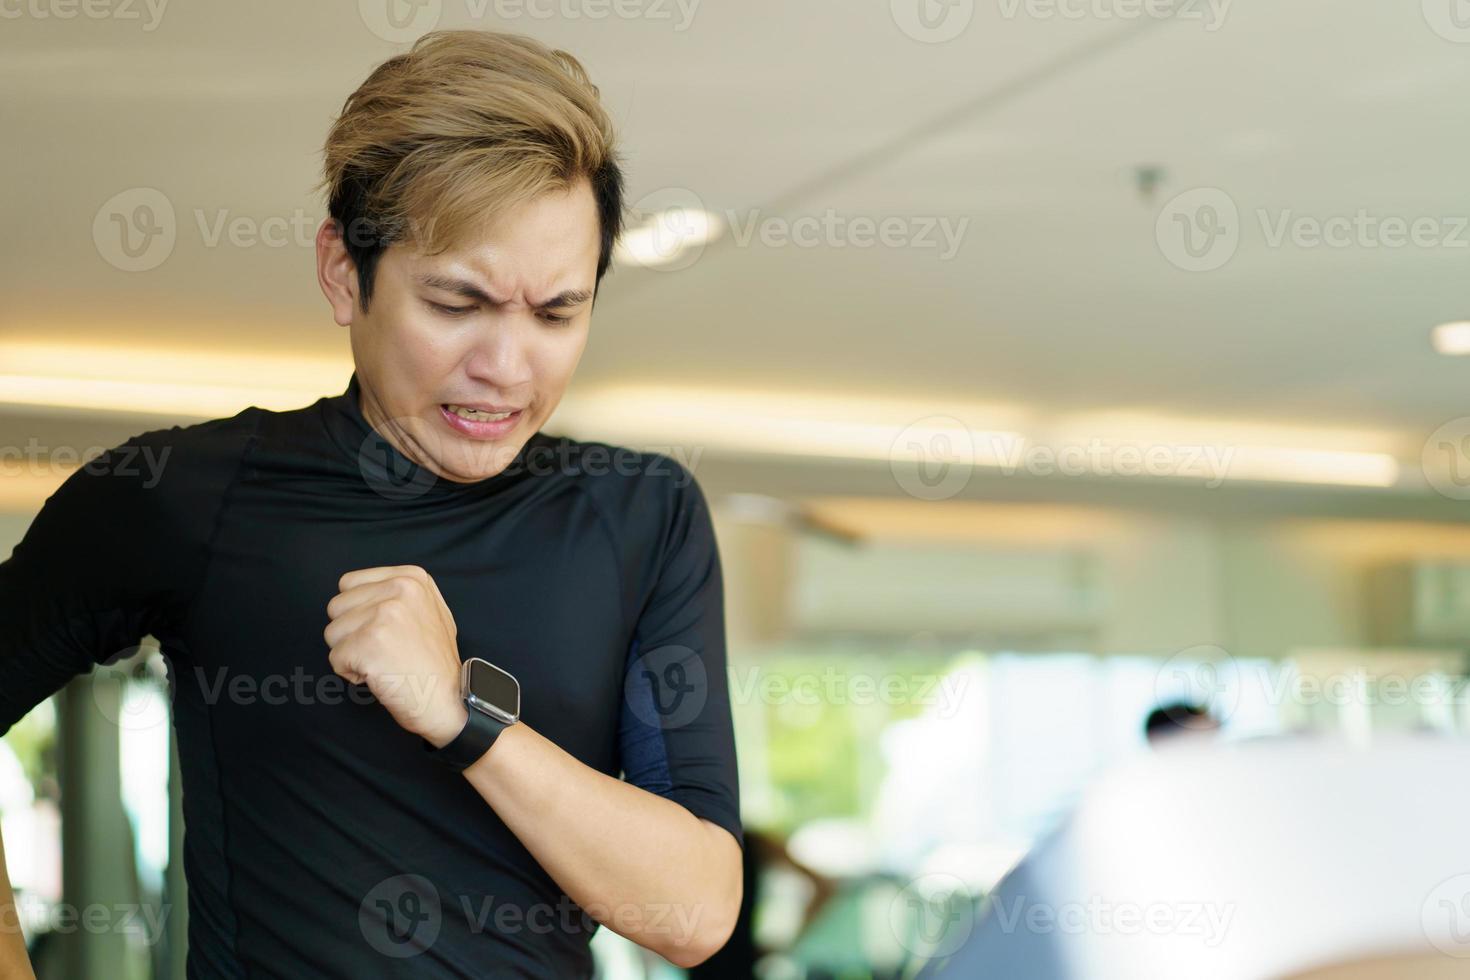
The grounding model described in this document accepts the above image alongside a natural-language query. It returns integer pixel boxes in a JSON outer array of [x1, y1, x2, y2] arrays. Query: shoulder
[[531, 432, 705, 515], [529, 432, 712, 559], [15, 406, 267, 599], [39, 406, 264, 540], [81, 405, 264, 496]]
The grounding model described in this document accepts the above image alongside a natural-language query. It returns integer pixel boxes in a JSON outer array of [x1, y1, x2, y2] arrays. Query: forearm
[[324, 564, 742, 963], [0, 829, 36, 980], [461, 721, 741, 967]]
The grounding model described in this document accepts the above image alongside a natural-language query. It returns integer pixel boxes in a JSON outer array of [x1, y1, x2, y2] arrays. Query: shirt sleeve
[[0, 421, 243, 736], [617, 455, 743, 848]]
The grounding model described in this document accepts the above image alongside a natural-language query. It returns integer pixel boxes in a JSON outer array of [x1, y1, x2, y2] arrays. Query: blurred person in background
[[1144, 701, 1221, 748]]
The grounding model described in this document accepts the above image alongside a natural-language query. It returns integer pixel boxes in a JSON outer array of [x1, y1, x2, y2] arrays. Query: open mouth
[[443, 404, 517, 422], [439, 403, 523, 438]]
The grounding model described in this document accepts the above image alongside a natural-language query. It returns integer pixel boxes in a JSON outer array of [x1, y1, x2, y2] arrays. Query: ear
[[316, 218, 358, 328]]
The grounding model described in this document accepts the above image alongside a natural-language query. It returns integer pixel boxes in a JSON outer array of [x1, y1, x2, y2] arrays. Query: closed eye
[[428, 301, 573, 324], [428, 301, 476, 317]]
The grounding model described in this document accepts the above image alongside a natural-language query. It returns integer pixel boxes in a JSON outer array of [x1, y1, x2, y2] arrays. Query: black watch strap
[[423, 705, 509, 770]]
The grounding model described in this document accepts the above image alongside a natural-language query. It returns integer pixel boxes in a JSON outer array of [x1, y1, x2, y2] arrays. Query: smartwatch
[[423, 657, 521, 770]]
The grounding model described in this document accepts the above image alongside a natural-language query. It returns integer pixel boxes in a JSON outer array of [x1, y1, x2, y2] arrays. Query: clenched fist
[[324, 564, 468, 747]]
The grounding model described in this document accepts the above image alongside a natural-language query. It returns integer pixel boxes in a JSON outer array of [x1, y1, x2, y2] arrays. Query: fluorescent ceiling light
[[800, 498, 1125, 544], [555, 385, 1026, 464], [1432, 321, 1470, 355], [1039, 411, 1403, 487], [0, 345, 1407, 493], [613, 207, 724, 269], [1219, 446, 1399, 488], [0, 341, 350, 416], [560, 387, 1403, 489]]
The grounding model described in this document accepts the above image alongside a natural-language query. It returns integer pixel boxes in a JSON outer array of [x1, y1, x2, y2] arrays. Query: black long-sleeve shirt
[[0, 371, 742, 978]]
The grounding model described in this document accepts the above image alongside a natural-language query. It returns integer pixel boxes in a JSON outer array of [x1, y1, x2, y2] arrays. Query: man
[[1144, 701, 1221, 748], [0, 29, 742, 977]]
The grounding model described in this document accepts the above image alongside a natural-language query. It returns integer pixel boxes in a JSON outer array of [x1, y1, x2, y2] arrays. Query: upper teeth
[[448, 404, 514, 421]]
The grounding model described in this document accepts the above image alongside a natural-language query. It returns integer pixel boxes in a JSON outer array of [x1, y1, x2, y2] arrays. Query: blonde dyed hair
[[316, 30, 625, 310]]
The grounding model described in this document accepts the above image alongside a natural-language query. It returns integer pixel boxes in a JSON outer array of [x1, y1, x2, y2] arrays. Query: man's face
[[321, 178, 601, 483]]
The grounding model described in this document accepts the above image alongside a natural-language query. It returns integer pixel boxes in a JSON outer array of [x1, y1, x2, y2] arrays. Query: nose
[[462, 317, 534, 394]]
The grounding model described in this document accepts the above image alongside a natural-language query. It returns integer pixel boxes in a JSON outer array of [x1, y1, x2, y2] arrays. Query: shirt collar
[[320, 370, 545, 498]]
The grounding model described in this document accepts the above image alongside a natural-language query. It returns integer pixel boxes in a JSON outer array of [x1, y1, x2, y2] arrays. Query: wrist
[[464, 715, 523, 776], [422, 700, 469, 749], [421, 657, 520, 770]]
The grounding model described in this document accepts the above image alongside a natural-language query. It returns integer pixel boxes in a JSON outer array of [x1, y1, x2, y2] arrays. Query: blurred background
[[6, 1, 1470, 977]]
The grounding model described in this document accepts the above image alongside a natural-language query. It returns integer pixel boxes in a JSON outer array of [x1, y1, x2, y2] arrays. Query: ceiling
[[3, 0, 1470, 504]]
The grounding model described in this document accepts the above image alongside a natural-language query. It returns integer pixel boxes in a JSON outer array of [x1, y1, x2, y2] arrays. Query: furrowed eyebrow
[[414, 274, 591, 309], [535, 288, 593, 309]]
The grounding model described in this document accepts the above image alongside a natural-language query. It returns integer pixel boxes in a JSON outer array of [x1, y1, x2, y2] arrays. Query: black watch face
[[466, 658, 520, 718]]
